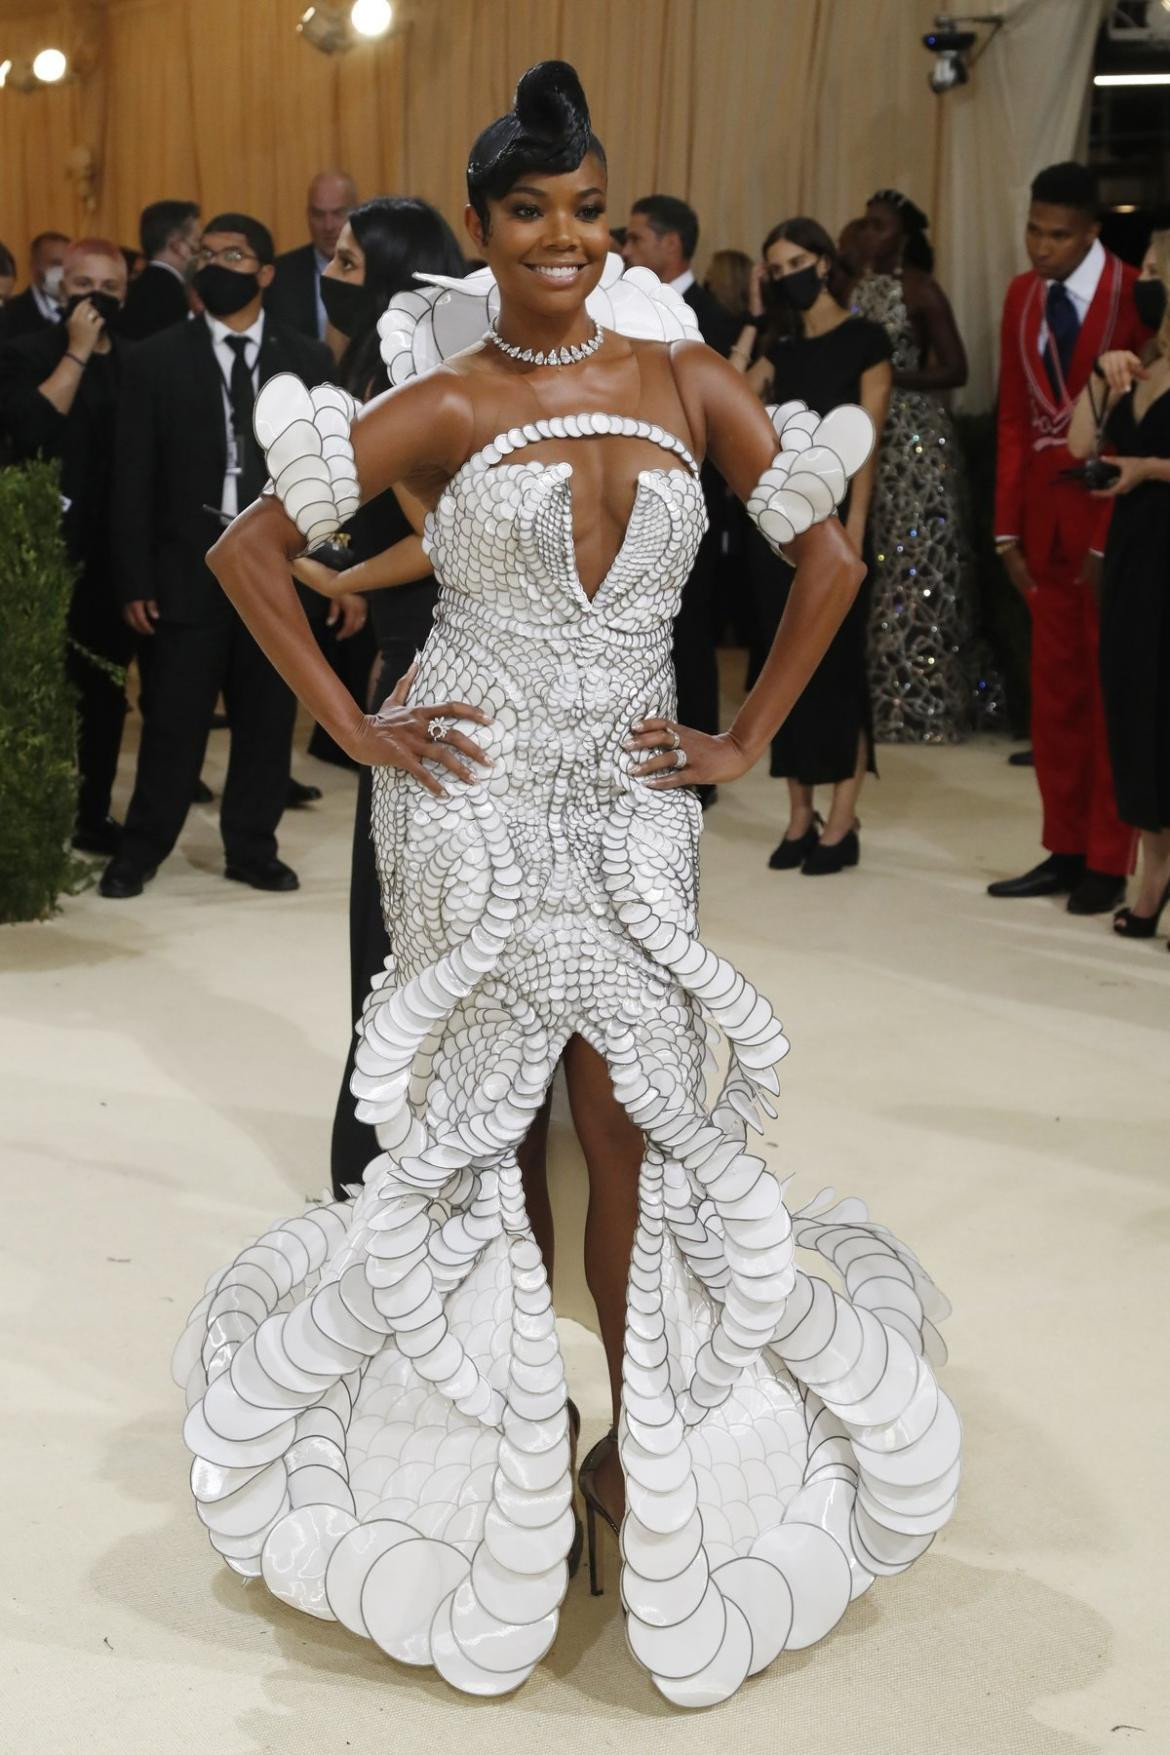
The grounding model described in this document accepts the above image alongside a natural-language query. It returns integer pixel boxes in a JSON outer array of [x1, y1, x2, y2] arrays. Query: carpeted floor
[[1, 702, 1165, 1755]]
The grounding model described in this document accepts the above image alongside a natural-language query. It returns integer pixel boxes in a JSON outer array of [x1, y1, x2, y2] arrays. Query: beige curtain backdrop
[[0, 0, 1104, 406]]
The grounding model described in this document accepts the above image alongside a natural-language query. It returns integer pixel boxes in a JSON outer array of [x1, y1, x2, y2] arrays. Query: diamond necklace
[[485, 317, 604, 368]]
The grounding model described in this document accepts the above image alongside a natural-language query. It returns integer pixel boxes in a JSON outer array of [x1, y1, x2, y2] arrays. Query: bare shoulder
[[356, 362, 477, 477]]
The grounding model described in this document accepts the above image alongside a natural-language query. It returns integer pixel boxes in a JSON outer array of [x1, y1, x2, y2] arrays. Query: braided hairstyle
[[467, 61, 607, 233], [869, 188, 934, 273]]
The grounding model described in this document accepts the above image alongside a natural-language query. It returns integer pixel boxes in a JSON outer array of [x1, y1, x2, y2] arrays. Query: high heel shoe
[[566, 1398, 584, 1579], [802, 820, 860, 875], [767, 812, 823, 871], [578, 1428, 620, 1598], [1113, 879, 1170, 939]]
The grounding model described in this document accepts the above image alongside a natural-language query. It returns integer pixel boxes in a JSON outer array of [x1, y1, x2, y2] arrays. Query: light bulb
[[0, 59, 12, 89], [33, 47, 68, 83], [351, 0, 392, 38]]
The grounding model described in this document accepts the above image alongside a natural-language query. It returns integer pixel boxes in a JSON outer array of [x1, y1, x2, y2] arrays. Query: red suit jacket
[[995, 249, 1145, 573]]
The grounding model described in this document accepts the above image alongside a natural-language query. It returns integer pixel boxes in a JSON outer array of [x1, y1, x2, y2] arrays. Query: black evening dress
[[747, 315, 891, 783], [1099, 385, 1170, 832], [329, 489, 439, 1193]]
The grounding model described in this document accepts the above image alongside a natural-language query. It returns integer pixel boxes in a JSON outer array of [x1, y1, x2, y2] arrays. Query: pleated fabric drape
[[0, 0, 1104, 406]]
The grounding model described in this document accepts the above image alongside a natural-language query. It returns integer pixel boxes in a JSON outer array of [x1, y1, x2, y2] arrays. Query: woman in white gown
[[174, 62, 960, 1707]]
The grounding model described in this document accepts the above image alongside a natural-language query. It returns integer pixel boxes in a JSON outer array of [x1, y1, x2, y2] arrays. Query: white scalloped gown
[[174, 413, 960, 1707]]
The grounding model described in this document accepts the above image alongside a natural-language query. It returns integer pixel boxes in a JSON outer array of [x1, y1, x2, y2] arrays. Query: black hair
[[339, 195, 465, 400], [466, 60, 606, 233], [29, 231, 69, 257], [759, 216, 850, 345], [1030, 161, 1098, 216], [868, 188, 934, 273], [631, 195, 699, 264], [0, 240, 15, 279], [203, 212, 275, 266], [139, 199, 200, 260]]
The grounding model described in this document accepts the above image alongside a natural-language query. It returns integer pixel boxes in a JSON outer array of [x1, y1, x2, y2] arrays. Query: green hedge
[[0, 460, 80, 923]]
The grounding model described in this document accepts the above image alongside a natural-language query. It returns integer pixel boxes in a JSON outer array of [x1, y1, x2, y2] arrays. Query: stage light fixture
[[298, 5, 353, 55], [922, 13, 1004, 94], [351, 0, 392, 37], [0, 58, 11, 89], [32, 47, 68, 84]]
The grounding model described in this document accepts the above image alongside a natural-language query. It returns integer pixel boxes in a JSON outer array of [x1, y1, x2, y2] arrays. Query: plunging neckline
[[433, 413, 702, 608], [1131, 372, 1170, 428]]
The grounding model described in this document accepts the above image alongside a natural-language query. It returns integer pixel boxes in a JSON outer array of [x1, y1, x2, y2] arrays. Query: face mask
[[1134, 276, 1167, 330], [193, 263, 260, 318], [773, 264, 824, 312], [320, 273, 374, 338], [63, 290, 122, 327], [42, 264, 65, 300]]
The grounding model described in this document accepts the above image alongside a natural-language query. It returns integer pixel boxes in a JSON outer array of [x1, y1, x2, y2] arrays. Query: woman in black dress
[[729, 218, 891, 872], [289, 198, 465, 1189], [1069, 230, 1170, 941]]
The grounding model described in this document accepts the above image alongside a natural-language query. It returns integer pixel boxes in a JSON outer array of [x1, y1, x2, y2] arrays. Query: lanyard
[[215, 337, 254, 478]]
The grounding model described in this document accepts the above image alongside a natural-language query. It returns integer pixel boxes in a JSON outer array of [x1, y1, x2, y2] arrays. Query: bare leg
[[1131, 827, 1170, 917], [563, 1032, 643, 1523], [821, 731, 868, 846], [785, 778, 815, 839], [516, 1089, 554, 1284]]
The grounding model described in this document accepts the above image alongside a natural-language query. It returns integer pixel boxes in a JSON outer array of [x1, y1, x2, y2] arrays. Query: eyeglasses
[[195, 245, 259, 268]]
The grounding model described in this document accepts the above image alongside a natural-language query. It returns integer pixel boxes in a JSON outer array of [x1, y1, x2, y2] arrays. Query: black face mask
[[773, 264, 824, 312], [63, 290, 122, 328], [320, 273, 375, 338], [193, 263, 261, 318], [1134, 276, 1167, 331]]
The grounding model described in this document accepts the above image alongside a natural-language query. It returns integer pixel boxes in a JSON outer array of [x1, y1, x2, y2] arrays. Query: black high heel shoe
[[768, 811, 823, 871], [1113, 879, 1170, 939], [566, 1398, 584, 1580], [578, 1428, 620, 1597]]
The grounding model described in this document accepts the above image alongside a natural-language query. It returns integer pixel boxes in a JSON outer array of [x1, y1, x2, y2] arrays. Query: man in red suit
[[990, 162, 1144, 912]]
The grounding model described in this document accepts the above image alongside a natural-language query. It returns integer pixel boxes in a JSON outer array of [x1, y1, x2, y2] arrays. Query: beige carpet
[[2, 701, 1166, 1754]]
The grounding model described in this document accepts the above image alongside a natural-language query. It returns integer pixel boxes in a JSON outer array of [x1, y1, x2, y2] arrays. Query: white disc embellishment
[[361, 1538, 469, 1664], [261, 1504, 358, 1619], [749, 1522, 852, 1649]]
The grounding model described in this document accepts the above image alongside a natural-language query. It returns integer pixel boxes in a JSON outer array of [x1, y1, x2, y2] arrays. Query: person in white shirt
[[103, 213, 335, 899]]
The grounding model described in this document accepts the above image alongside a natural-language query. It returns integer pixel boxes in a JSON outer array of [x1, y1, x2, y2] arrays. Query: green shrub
[[0, 461, 80, 923]]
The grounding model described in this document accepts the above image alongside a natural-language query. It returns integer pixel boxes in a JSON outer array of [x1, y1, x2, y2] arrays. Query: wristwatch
[[995, 537, 1019, 555]]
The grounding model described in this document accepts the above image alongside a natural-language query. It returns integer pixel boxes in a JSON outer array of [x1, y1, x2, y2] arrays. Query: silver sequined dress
[[174, 375, 959, 1705], [852, 272, 973, 742]]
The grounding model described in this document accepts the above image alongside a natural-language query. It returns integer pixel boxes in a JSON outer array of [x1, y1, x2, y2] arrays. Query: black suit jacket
[[118, 261, 191, 341], [113, 314, 332, 621], [264, 243, 323, 341], [683, 281, 739, 360], [0, 324, 126, 577], [3, 286, 59, 342]]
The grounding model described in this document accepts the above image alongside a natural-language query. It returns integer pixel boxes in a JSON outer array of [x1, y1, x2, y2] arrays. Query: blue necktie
[[1044, 281, 1079, 400]]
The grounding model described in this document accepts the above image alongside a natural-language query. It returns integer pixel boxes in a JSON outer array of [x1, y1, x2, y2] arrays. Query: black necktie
[[224, 333, 263, 505], [1044, 281, 1079, 401]]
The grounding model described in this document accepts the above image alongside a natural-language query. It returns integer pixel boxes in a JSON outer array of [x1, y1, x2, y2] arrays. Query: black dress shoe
[[99, 857, 156, 899], [1067, 869, 1126, 916], [224, 857, 299, 892], [286, 777, 323, 808], [768, 816, 822, 871], [72, 816, 122, 857], [802, 828, 860, 875], [1007, 748, 1035, 768], [192, 777, 214, 804], [987, 853, 1083, 898]]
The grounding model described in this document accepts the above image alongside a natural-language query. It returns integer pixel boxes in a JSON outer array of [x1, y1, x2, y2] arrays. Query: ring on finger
[[667, 728, 682, 751], [427, 715, 452, 743], [673, 747, 688, 770]]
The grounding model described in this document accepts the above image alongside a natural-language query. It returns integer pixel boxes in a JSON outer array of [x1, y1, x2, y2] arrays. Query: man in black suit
[[4, 231, 70, 340], [118, 199, 200, 341], [623, 197, 738, 804], [265, 171, 356, 342], [0, 239, 133, 853], [101, 213, 333, 900]]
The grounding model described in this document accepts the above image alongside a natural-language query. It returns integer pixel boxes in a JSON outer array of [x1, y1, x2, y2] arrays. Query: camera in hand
[[1060, 458, 1121, 491]]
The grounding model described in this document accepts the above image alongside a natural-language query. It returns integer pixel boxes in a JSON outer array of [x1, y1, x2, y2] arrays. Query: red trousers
[[1029, 558, 1134, 875]]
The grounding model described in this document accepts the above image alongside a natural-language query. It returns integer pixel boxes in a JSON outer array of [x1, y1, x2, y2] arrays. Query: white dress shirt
[[1038, 236, 1105, 356], [669, 268, 696, 298], [313, 248, 331, 340], [31, 282, 62, 323], [205, 308, 265, 515]]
